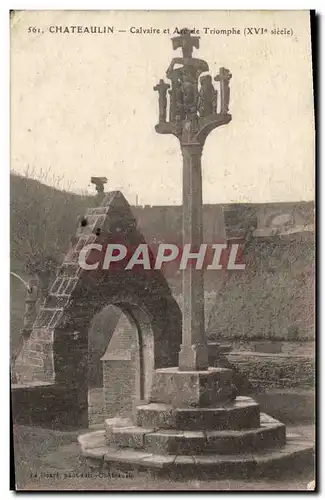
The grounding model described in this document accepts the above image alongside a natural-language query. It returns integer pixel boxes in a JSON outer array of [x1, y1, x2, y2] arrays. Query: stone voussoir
[[136, 397, 260, 431]]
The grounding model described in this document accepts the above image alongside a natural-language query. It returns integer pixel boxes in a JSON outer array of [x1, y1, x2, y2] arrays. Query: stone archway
[[13, 191, 182, 429], [88, 302, 155, 426]]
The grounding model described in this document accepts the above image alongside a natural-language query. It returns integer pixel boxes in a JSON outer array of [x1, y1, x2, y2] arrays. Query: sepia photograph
[[10, 9, 315, 491]]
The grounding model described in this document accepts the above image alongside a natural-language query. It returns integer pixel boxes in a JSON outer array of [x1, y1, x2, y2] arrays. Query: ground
[[12, 423, 315, 491]]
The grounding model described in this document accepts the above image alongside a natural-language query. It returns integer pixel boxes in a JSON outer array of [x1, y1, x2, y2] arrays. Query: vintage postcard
[[10, 10, 315, 491]]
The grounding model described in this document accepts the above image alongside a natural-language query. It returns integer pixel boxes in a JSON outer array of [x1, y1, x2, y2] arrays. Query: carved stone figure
[[161, 30, 209, 126], [212, 87, 218, 114], [91, 177, 107, 194], [198, 74, 215, 117], [169, 77, 184, 121], [182, 78, 197, 119], [171, 29, 200, 58], [153, 79, 170, 123], [215, 67, 232, 114]]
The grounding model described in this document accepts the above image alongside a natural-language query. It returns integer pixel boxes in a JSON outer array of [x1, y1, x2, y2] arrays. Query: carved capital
[[181, 142, 203, 157]]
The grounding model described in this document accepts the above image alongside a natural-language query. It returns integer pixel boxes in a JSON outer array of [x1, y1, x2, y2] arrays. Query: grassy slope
[[10, 173, 91, 350]]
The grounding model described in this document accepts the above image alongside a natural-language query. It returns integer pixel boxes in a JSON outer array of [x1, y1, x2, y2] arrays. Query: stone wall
[[102, 360, 135, 418], [101, 312, 138, 418], [88, 305, 121, 388], [228, 352, 315, 392], [207, 233, 315, 341], [11, 383, 88, 429]]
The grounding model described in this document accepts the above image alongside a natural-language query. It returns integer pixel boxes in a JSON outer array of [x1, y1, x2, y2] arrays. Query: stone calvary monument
[[77, 30, 314, 478], [12, 29, 314, 479], [154, 28, 232, 371]]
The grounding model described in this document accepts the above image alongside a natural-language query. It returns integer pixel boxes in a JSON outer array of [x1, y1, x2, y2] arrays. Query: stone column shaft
[[178, 143, 209, 371]]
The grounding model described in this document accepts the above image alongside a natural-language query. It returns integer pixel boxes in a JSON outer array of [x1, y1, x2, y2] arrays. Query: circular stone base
[[78, 428, 314, 479]]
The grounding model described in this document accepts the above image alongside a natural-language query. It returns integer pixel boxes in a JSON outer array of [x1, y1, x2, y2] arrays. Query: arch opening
[[87, 303, 155, 427]]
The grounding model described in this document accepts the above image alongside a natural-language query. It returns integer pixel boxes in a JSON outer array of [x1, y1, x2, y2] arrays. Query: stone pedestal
[[150, 367, 234, 407], [78, 366, 314, 478]]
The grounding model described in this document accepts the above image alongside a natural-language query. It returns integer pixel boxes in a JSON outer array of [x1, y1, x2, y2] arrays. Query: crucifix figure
[[166, 28, 208, 82], [215, 67, 232, 114], [172, 29, 200, 59], [153, 79, 170, 123]]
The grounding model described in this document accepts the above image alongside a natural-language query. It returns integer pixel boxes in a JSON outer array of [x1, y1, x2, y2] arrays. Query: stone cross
[[215, 67, 232, 114], [154, 30, 232, 371], [172, 29, 200, 58]]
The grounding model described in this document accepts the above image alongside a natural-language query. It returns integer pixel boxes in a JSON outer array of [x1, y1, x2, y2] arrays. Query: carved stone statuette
[[154, 28, 232, 144], [215, 67, 232, 114], [91, 176, 107, 194], [198, 74, 215, 117], [169, 76, 184, 121], [153, 79, 170, 123]]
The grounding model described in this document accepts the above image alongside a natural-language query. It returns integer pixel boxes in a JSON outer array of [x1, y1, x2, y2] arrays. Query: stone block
[[191, 453, 257, 479], [253, 440, 315, 477], [104, 447, 153, 466], [113, 426, 155, 449], [104, 417, 133, 444], [141, 454, 176, 468], [206, 423, 286, 454], [144, 430, 206, 455], [255, 423, 286, 450], [150, 367, 234, 407], [136, 403, 175, 428], [78, 430, 105, 450], [226, 404, 260, 430]]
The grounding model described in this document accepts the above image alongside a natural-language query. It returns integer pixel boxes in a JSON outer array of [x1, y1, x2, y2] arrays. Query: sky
[[11, 10, 315, 205]]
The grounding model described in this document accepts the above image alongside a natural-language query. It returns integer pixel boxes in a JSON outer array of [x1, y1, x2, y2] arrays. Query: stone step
[[136, 397, 260, 431], [78, 429, 314, 479], [112, 418, 285, 455], [207, 421, 286, 454], [104, 417, 133, 444]]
